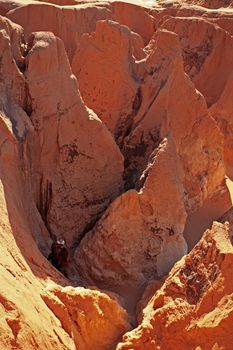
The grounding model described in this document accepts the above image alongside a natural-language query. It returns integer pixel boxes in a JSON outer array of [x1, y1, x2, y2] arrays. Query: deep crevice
[[118, 79, 166, 191], [20, 33, 34, 58], [115, 87, 142, 148], [23, 83, 33, 117], [72, 214, 102, 250], [17, 34, 35, 118], [123, 130, 162, 191], [37, 177, 53, 237]]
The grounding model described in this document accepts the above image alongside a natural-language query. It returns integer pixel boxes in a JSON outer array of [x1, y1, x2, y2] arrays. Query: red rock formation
[[210, 71, 233, 180], [161, 16, 233, 107], [0, 0, 233, 348], [24, 31, 124, 246], [181, 0, 233, 8], [75, 27, 229, 308], [6, 1, 112, 62], [117, 221, 233, 350], [0, 14, 129, 349], [5, 0, 156, 65], [72, 19, 140, 136], [41, 285, 130, 350], [112, 1, 156, 44]]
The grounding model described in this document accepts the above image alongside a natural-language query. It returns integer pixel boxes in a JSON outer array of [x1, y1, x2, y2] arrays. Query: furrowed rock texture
[[0, 14, 130, 350], [75, 28, 229, 304], [161, 16, 233, 107], [24, 31, 124, 246], [151, 4, 233, 38], [5, 1, 156, 65], [6, 2, 112, 62], [117, 222, 233, 350], [156, 0, 233, 9], [0, 0, 37, 16], [180, 0, 233, 8]]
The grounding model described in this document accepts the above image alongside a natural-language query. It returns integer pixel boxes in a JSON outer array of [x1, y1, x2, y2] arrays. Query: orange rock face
[[0, 0, 233, 349], [41, 285, 131, 350], [210, 72, 233, 180], [181, 0, 233, 8], [24, 31, 124, 246], [117, 222, 233, 350], [0, 12, 129, 350], [72, 19, 140, 136], [161, 16, 233, 107], [74, 26, 228, 306]]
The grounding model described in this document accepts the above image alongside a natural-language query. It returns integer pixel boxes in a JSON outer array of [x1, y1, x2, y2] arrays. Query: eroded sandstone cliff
[[0, 0, 233, 349]]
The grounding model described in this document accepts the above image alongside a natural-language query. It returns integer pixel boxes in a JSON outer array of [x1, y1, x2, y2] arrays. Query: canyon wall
[[0, 0, 232, 349]]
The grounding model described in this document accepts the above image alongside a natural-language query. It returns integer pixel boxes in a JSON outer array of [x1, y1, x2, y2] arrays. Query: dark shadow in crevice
[[1, 167, 73, 287]]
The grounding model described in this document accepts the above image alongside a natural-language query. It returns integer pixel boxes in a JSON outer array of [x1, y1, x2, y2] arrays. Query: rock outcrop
[[0, 14, 129, 350], [161, 16, 233, 107], [72, 19, 140, 137], [6, 1, 112, 62], [181, 0, 233, 8], [41, 285, 131, 350], [1, 12, 124, 247], [75, 27, 229, 306], [24, 31, 124, 246], [117, 221, 233, 350]]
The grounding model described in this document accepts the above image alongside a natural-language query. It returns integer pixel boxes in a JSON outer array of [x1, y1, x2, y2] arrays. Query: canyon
[[0, 0, 233, 349]]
